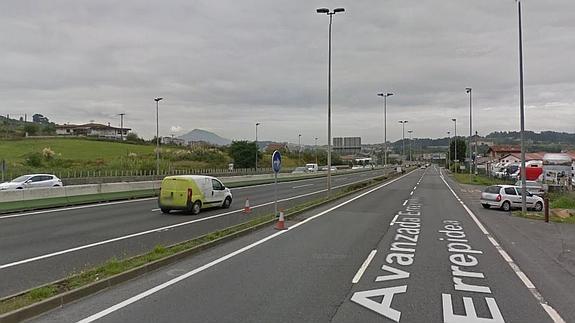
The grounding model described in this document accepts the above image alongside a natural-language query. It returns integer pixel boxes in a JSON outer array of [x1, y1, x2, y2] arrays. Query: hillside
[[178, 129, 231, 146]]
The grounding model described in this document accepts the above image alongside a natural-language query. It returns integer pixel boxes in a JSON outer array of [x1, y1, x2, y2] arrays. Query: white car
[[480, 185, 544, 212], [0, 174, 63, 190]]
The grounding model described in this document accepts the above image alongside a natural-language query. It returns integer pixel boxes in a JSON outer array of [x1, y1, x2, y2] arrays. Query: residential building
[[487, 145, 521, 160], [55, 123, 130, 139], [162, 136, 186, 146]]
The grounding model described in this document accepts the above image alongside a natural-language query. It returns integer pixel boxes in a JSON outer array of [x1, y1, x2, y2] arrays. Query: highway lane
[[32, 166, 563, 322], [0, 168, 391, 297]]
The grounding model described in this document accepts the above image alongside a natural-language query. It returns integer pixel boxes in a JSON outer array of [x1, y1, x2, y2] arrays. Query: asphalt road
[[0, 169, 390, 297], [31, 165, 563, 323]]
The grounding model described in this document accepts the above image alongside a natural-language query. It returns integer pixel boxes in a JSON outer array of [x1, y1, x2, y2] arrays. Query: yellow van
[[158, 175, 233, 215]]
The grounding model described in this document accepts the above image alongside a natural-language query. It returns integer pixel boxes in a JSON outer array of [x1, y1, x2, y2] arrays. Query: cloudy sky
[[1, 0, 574, 144]]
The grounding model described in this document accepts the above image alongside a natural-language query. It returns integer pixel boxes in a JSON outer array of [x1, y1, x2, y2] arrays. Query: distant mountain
[[178, 129, 232, 146]]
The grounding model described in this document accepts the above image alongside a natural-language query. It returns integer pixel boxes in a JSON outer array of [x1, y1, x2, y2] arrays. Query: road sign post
[[272, 150, 282, 217]]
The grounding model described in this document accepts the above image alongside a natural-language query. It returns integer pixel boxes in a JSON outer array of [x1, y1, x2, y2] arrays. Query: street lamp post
[[517, 0, 527, 213], [377, 92, 394, 167], [447, 131, 451, 170], [255, 122, 261, 171], [466, 87, 473, 180], [118, 113, 125, 141], [298, 134, 302, 166], [154, 98, 163, 176], [317, 7, 345, 196], [452, 118, 457, 173], [398, 121, 408, 161], [408, 130, 413, 162], [314, 137, 319, 165]]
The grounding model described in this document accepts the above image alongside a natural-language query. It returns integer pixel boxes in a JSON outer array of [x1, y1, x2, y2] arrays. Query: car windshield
[[11, 175, 32, 182]]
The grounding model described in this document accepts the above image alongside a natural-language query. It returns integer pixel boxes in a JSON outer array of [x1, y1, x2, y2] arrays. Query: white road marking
[[410, 191, 414, 196], [352, 250, 378, 284], [292, 184, 314, 189], [440, 175, 566, 323], [0, 170, 405, 269], [0, 198, 158, 220], [76, 170, 416, 323], [403, 200, 408, 206], [389, 214, 399, 226]]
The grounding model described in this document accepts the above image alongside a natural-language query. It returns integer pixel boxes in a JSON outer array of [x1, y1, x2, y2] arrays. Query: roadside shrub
[[24, 152, 43, 167], [42, 147, 55, 160]]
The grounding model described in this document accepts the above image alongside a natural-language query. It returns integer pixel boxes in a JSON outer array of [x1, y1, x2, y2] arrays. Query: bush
[[24, 152, 43, 167]]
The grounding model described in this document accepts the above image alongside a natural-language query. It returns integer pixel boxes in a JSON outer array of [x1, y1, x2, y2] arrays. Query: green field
[[0, 138, 153, 161]]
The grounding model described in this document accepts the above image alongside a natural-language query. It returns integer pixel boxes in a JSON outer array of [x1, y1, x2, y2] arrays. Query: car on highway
[[513, 180, 545, 196], [158, 175, 232, 215], [0, 174, 63, 190], [291, 167, 308, 174], [480, 185, 544, 212], [319, 166, 337, 172]]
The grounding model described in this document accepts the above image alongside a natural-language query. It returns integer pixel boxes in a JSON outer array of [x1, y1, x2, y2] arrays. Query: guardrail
[[0, 167, 382, 214]]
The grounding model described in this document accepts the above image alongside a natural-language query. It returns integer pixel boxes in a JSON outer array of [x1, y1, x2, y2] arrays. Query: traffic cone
[[243, 198, 251, 213], [274, 210, 287, 230]]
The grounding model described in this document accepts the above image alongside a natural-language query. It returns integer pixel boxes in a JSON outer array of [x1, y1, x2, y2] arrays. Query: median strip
[[0, 168, 414, 322]]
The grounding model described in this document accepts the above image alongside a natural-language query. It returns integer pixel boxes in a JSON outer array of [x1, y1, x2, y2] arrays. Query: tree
[[23, 123, 39, 136], [229, 141, 258, 168], [449, 138, 467, 163], [126, 132, 142, 142]]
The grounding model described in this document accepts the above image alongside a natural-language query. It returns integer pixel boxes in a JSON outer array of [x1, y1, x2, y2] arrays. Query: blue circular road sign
[[272, 150, 282, 173]]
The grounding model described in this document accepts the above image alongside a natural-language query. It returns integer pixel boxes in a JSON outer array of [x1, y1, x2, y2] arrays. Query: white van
[[305, 163, 319, 172]]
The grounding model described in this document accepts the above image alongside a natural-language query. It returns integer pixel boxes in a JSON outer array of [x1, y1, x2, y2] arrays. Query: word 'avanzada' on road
[[440, 220, 505, 323], [351, 198, 422, 322]]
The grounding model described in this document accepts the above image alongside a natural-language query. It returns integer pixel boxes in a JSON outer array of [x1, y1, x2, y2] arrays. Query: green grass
[[549, 192, 575, 209], [453, 173, 511, 186], [0, 138, 153, 161], [512, 211, 575, 224]]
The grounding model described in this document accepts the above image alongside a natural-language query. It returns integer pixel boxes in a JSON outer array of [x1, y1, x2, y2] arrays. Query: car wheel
[[534, 202, 543, 212], [190, 201, 202, 215], [482, 204, 490, 209], [16, 187, 23, 190], [222, 197, 232, 209], [501, 201, 511, 212], [160, 208, 171, 214]]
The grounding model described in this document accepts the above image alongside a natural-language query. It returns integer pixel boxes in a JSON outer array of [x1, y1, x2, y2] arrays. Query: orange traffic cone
[[243, 198, 251, 213], [274, 210, 287, 230]]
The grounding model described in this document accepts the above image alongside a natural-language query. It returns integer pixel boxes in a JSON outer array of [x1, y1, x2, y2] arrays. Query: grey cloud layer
[[0, 0, 573, 144]]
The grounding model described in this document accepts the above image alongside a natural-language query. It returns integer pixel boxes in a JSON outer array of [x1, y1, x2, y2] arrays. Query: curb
[[0, 168, 413, 323]]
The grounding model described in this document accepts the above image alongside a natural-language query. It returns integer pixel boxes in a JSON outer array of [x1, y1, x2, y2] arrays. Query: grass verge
[[452, 173, 512, 186], [511, 210, 575, 224], [0, 170, 407, 316]]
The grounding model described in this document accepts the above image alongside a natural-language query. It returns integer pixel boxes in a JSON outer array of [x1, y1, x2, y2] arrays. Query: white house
[[56, 123, 130, 139]]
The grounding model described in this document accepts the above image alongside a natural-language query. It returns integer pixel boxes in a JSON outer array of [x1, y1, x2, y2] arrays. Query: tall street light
[[408, 130, 413, 162], [398, 120, 408, 161], [154, 97, 163, 176], [377, 92, 394, 167], [466, 87, 473, 180], [314, 137, 319, 165], [255, 122, 261, 171], [452, 118, 457, 173], [517, 0, 527, 213], [118, 113, 125, 141], [298, 134, 302, 166], [317, 7, 345, 196], [447, 131, 451, 170]]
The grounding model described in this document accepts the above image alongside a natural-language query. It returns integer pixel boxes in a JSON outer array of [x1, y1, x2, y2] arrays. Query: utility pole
[[398, 121, 408, 162], [408, 130, 413, 162], [154, 98, 163, 176], [118, 113, 125, 141], [447, 131, 451, 170], [298, 134, 302, 166], [255, 122, 261, 170], [517, 0, 527, 213], [466, 87, 472, 180], [452, 118, 457, 173], [315, 137, 318, 165]]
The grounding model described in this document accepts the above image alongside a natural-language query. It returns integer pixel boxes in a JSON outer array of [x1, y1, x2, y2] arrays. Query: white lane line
[[410, 191, 414, 196], [352, 250, 378, 284], [389, 214, 399, 226], [0, 198, 158, 220], [403, 200, 408, 206], [292, 184, 314, 189], [440, 175, 566, 323], [0, 170, 408, 269], [76, 169, 416, 323]]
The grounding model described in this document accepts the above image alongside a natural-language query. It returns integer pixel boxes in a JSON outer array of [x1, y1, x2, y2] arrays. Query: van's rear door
[[160, 178, 188, 207]]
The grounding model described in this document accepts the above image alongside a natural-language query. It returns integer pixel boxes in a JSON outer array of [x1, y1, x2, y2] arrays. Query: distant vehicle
[[158, 175, 232, 215], [319, 166, 337, 172], [305, 163, 318, 172], [420, 165, 426, 169], [480, 185, 543, 212], [513, 180, 545, 196], [291, 167, 308, 174], [0, 174, 63, 190]]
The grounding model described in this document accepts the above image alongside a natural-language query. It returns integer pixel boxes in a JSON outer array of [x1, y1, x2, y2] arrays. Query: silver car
[[0, 174, 63, 190], [480, 185, 544, 212]]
